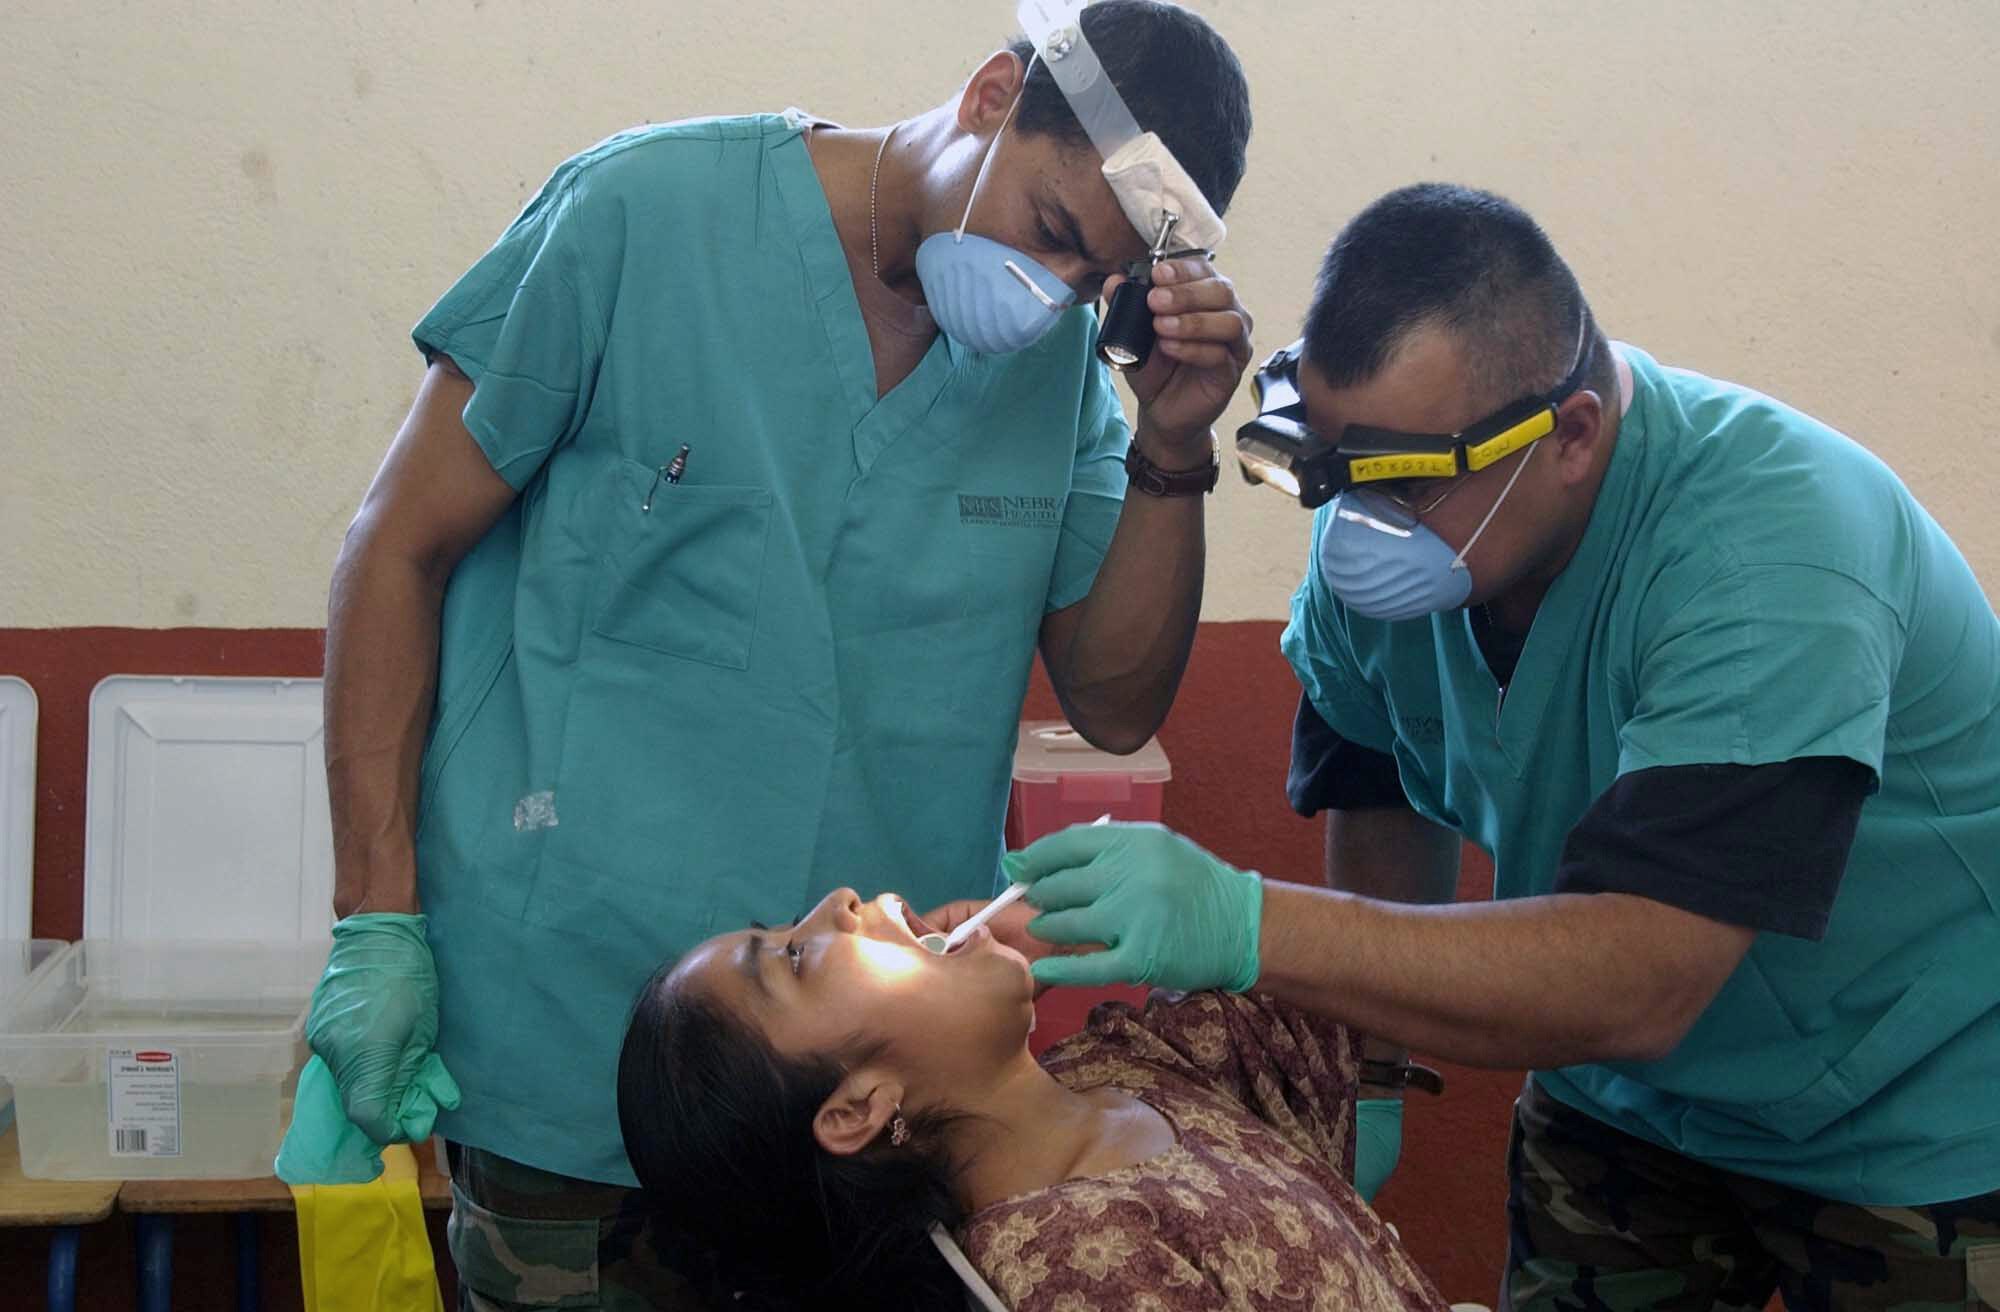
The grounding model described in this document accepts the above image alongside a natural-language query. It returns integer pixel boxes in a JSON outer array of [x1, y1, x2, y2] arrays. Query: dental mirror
[[919, 814, 1111, 954]]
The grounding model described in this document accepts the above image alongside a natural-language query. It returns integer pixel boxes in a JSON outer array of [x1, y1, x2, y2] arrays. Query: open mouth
[[882, 896, 981, 955], [883, 895, 938, 944]]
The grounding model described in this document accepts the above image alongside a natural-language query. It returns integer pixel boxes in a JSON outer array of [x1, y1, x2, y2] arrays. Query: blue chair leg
[[234, 1211, 262, 1312], [47, 1225, 81, 1312], [136, 1212, 174, 1312]]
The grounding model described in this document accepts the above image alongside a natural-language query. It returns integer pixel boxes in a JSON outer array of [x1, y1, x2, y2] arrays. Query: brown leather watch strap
[[1357, 1059, 1446, 1096], [1124, 437, 1219, 497]]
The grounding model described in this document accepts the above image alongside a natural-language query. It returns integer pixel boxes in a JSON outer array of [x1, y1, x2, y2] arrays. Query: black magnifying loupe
[[1094, 211, 1189, 374], [1095, 274, 1157, 372]]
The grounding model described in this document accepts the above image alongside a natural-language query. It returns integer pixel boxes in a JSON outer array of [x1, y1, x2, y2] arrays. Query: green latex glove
[[275, 1055, 388, 1184], [301, 913, 461, 1151], [1354, 1098, 1404, 1202], [1005, 822, 1264, 993]]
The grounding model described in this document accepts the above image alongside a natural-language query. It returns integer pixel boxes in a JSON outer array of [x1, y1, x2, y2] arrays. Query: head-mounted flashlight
[[1235, 314, 1594, 508], [1018, 0, 1227, 374], [1233, 342, 1341, 506]]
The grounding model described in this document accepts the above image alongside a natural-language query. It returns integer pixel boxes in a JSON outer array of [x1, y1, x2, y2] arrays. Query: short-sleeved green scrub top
[[1283, 346, 2000, 1205], [410, 113, 1133, 1184]]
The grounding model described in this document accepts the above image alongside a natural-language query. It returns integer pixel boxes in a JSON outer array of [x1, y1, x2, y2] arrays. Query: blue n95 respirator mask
[[914, 81, 1076, 356], [1316, 438, 1540, 622]]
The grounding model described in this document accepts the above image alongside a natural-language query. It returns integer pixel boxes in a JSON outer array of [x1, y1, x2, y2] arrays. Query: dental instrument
[[919, 814, 1111, 954]]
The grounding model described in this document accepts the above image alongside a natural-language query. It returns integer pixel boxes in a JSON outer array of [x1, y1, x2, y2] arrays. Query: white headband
[[1014, 0, 1227, 252]]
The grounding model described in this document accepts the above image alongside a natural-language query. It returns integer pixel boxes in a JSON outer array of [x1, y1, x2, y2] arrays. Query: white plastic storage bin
[[0, 939, 325, 1179], [85, 675, 333, 940], [0, 677, 38, 941], [0, 939, 65, 1123]]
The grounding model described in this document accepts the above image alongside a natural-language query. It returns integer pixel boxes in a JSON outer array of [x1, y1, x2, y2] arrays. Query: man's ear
[[1549, 388, 1607, 487], [812, 1069, 907, 1157], [955, 49, 1029, 134]]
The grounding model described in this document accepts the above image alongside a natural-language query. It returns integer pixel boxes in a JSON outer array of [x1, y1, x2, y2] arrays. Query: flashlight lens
[[1095, 278, 1155, 373], [1239, 454, 1302, 500], [1264, 466, 1302, 498]]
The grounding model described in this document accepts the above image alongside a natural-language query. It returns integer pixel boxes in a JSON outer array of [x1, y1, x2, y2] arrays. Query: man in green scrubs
[[1001, 185, 2000, 1309], [294, 3, 1254, 1306]]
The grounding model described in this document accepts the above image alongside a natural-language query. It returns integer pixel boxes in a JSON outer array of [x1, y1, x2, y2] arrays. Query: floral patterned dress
[[957, 992, 1447, 1311]]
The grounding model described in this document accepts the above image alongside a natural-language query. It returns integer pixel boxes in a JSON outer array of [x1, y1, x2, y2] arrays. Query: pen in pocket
[[641, 444, 694, 512]]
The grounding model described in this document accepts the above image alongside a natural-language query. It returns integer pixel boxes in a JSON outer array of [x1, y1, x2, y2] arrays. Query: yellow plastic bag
[[290, 1142, 445, 1312]]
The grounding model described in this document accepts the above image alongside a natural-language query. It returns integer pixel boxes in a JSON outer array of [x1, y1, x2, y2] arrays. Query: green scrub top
[[1283, 346, 2000, 1205], [410, 112, 1133, 1184]]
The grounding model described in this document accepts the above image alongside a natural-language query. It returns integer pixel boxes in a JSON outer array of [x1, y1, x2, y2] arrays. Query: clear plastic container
[[0, 939, 65, 1124], [1004, 722, 1170, 1056], [0, 939, 324, 1179]]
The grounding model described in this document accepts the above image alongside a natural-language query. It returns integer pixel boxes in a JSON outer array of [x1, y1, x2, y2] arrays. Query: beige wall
[[3, 1, 1995, 627]]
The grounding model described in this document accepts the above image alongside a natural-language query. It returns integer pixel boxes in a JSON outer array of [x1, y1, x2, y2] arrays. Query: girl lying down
[[617, 887, 1448, 1311]]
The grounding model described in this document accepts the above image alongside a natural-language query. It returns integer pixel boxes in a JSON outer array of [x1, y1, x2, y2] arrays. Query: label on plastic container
[[107, 1047, 182, 1157]]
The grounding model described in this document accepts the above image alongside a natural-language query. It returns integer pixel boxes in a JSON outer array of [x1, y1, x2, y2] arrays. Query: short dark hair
[[1303, 183, 1608, 410], [616, 965, 968, 1311], [1006, 0, 1253, 216]]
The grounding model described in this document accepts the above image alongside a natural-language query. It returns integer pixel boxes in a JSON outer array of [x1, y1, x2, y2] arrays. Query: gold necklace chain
[[869, 122, 898, 279]]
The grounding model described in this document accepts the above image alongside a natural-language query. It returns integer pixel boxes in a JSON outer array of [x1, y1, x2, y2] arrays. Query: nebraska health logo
[[958, 493, 1064, 528]]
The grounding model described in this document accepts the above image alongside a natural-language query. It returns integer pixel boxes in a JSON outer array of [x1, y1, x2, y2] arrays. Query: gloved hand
[[300, 913, 460, 1151], [1353, 1098, 1404, 1202], [1004, 822, 1263, 993], [275, 1055, 390, 1185]]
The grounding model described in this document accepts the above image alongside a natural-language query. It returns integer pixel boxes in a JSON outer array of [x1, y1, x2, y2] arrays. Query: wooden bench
[[0, 1123, 123, 1312], [118, 1140, 453, 1312]]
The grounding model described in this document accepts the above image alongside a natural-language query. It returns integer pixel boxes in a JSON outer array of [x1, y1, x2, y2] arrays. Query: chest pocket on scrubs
[[592, 460, 774, 671]]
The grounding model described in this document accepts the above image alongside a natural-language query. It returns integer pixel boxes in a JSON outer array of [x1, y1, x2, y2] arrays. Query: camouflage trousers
[[445, 1142, 718, 1311], [1503, 1078, 2000, 1312]]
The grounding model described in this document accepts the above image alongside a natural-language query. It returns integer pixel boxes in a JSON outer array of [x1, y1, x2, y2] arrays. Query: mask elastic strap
[[954, 52, 1039, 241], [1451, 436, 1539, 573], [929, 1223, 1010, 1311]]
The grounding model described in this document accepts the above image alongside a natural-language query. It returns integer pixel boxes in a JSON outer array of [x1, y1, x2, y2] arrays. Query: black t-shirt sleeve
[[1554, 757, 1873, 941], [1287, 691, 1412, 816]]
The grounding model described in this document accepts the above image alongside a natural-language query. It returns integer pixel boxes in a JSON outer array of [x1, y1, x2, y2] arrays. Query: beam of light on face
[[851, 936, 926, 982]]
